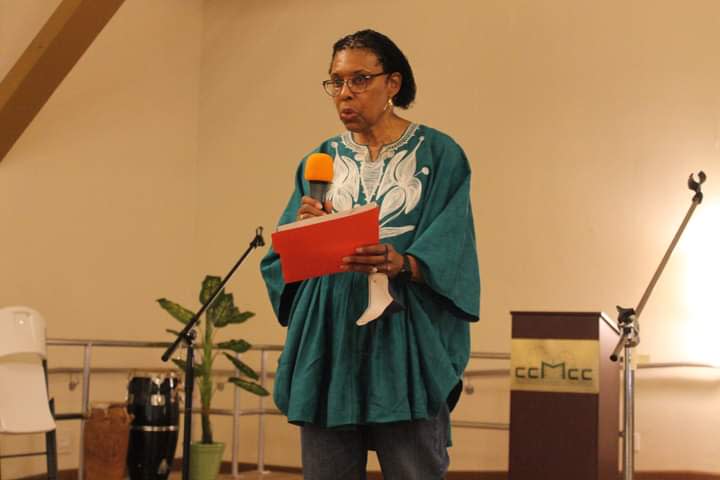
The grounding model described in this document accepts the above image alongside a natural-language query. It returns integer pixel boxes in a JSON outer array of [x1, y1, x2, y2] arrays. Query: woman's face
[[328, 48, 401, 133]]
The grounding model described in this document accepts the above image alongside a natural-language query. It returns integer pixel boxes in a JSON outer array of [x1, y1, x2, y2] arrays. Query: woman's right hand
[[296, 196, 333, 221]]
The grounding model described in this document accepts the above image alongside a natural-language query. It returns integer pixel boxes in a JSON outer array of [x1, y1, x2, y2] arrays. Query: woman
[[261, 29, 480, 479]]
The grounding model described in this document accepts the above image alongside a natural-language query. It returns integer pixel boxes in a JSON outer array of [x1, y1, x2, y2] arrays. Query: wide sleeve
[[260, 161, 307, 326], [404, 140, 480, 321]]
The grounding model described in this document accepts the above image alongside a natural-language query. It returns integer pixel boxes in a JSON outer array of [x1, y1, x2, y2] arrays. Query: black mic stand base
[[181, 329, 196, 480], [161, 227, 265, 480]]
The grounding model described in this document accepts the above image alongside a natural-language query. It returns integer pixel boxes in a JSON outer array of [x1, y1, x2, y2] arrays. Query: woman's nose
[[339, 80, 353, 98]]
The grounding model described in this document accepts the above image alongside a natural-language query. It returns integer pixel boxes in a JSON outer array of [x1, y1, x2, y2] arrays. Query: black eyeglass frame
[[322, 72, 388, 96]]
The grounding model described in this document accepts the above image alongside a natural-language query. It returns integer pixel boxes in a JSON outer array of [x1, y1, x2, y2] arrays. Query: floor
[[169, 472, 302, 479]]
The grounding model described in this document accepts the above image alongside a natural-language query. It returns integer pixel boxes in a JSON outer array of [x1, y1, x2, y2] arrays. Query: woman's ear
[[388, 72, 402, 97]]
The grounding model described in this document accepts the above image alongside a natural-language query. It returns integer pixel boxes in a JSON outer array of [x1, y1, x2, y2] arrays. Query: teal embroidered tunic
[[260, 124, 480, 428]]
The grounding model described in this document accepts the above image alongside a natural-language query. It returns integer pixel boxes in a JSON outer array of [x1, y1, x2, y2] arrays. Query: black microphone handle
[[309, 181, 330, 205]]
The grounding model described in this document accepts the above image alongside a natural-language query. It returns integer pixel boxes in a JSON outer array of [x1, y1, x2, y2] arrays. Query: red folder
[[271, 204, 380, 283]]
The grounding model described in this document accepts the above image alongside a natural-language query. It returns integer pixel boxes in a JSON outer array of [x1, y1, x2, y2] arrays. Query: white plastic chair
[[0, 306, 58, 478], [0, 306, 56, 433]]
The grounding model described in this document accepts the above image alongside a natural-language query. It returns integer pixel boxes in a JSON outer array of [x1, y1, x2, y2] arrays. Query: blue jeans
[[300, 405, 450, 480]]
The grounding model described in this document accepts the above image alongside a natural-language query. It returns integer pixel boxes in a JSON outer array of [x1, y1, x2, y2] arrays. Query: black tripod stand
[[161, 227, 265, 480]]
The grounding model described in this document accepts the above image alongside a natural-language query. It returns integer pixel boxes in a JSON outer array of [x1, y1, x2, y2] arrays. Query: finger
[[382, 263, 394, 276], [355, 244, 394, 255], [340, 263, 381, 274], [342, 255, 386, 265], [299, 205, 326, 216], [300, 196, 324, 210], [297, 204, 326, 219], [323, 199, 334, 214]]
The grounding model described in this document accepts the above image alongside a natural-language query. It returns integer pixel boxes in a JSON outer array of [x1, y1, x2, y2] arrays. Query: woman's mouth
[[340, 108, 358, 122]]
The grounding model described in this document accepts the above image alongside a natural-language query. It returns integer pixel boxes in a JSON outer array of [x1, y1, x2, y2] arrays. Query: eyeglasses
[[322, 72, 387, 96]]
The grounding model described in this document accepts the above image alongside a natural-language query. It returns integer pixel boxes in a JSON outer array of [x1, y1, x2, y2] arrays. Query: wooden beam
[[0, 0, 125, 162]]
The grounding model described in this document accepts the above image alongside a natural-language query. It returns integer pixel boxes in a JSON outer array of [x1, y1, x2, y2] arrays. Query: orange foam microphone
[[304, 152, 334, 204]]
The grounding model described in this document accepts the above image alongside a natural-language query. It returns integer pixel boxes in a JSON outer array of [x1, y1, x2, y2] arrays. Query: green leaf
[[157, 298, 195, 324], [226, 310, 255, 325], [216, 339, 251, 353], [171, 358, 202, 377], [228, 377, 269, 396], [208, 292, 234, 327], [200, 276, 222, 305], [223, 352, 259, 380]]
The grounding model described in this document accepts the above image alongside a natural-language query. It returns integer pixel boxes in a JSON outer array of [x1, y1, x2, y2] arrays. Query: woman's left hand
[[341, 243, 404, 278]]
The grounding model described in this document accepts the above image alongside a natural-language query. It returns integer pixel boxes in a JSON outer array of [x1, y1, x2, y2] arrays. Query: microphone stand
[[610, 172, 706, 480], [161, 227, 266, 480]]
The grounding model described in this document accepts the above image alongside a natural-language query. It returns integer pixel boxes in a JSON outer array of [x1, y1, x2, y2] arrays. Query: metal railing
[[28, 340, 719, 479], [44, 339, 284, 479]]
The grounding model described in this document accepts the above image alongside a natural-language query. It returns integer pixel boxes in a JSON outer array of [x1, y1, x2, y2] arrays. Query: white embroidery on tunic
[[377, 137, 429, 238], [328, 125, 430, 239], [327, 142, 359, 213], [360, 160, 383, 202]]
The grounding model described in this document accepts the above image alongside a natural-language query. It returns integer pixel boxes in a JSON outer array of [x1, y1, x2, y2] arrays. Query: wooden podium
[[509, 311, 620, 480]]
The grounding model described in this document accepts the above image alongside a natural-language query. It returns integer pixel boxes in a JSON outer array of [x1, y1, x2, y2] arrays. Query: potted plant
[[158, 275, 269, 480]]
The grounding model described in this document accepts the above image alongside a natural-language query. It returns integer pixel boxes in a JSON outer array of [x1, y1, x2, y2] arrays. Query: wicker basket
[[83, 403, 131, 480]]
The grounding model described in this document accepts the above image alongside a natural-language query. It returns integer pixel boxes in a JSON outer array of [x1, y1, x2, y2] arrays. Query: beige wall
[[1, 0, 719, 477], [0, 0, 204, 477]]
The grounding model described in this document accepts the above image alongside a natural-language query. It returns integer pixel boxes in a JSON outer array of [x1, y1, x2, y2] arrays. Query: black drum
[[126, 374, 180, 480]]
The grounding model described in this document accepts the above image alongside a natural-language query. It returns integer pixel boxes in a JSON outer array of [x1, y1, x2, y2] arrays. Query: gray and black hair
[[331, 29, 416, 109]]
